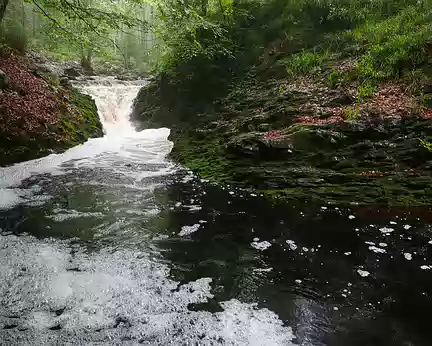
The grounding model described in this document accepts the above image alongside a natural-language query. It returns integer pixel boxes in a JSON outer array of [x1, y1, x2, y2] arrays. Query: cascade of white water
[[0, 77, 174, 209], [77, 77, 145, 135]]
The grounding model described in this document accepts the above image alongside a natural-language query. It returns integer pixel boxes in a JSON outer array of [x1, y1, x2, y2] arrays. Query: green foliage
[[3, 23, 27, 53], [243, 0, 432, 85], [2, 0, 430, 82], [344, 106, 360, 120], [344, 82, 374, 120], [1, 0, 155, 71], [285, 50, 329, 77], [420, 138, 432, 152], [358, 82, 375, 99], [151, 0, 237, 75], [348, 4, 432, 81], [326, 69, 341, 88]]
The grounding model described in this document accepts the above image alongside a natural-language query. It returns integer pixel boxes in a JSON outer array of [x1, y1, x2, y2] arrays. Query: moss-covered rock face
[[0, 87, 103, 166], [134, 73, 432, 206], [0, 50, 103, 166]]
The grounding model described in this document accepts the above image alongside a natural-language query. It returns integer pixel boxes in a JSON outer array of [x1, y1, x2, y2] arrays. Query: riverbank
[[132, 3, 432, 206], [134, 78, 432, 206], [0, 49, 103, 166]]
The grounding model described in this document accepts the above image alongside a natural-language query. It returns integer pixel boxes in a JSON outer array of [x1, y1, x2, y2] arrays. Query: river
[[0, 78, 431, 345]]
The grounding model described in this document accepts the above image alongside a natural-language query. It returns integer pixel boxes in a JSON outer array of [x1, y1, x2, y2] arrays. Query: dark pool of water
[[1, 166, 432, 345]]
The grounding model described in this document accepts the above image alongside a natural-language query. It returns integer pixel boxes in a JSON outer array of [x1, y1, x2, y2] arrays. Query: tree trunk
[[0, 0, 9, 22], [81, 48, 93, 71]]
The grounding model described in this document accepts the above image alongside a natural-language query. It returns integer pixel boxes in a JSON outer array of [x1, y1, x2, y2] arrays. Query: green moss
[[161, 115, 432, 206], [131, 18, 432, 207]]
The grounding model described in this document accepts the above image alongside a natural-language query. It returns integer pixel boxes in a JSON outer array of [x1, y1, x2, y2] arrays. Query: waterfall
[[76, 77, 146, 135], [0, 78, 174, 209]]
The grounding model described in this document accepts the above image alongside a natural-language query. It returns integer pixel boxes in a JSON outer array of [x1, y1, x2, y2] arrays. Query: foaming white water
[[0, 235, 296, 345], [0, 77, 174, 209], [79, 77, 145, 135], [0, 77, 296, 345]]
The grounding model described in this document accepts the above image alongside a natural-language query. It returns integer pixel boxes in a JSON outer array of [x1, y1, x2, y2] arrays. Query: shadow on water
[[1, 168, 432, 346]]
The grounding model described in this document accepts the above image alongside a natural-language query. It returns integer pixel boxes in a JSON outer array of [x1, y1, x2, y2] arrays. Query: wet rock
[[116, 74, 137, 81], [64, 67, 81, 79], [227, 132, 267, 155], [49, 324, 62, 331], [285, 124, 347, 150], [60, 77, 72, 89], [257, 123, 271, 132], [3, 324, 18, 329], [134, 72, 432, 205], [54, 307, 66, 316], [66, 267, 82, 272], [114, 316, 132, 328], [325, 93, 353, 107]]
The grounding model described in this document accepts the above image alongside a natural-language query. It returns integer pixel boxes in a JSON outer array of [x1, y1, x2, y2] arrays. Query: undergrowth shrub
[[285, 50, 329, 77]]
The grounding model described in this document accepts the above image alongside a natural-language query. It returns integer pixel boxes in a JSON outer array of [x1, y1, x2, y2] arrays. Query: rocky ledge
[[133, 74, 432, 206], [0, 50, 103, 166]]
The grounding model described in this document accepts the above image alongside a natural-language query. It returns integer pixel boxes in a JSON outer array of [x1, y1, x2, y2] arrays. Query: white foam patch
[[0, 235, 296, 344], [47, 209, 105, 222], [251, 241, 272, 251], [379, 227, 394, 234], [357, 269, 370, 277], [369, 246, 386, 254], [0, 188, 26, 209], [179, 224, 201, 236], [286, 240, 298, 250], [404, 253, 413, 261], [253, 268, 273, 273], [186, 205, 203, 211]]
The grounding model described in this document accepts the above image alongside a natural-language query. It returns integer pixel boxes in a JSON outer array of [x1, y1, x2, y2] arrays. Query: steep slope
[[0, 50, 103, 166], [133, 1, 432, 206]]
